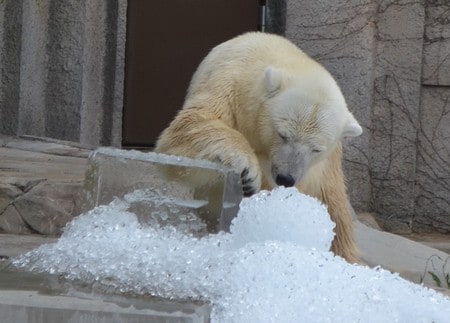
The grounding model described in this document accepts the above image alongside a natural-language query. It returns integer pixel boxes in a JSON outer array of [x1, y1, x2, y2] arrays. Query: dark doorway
[[123, 0, 260, 148]]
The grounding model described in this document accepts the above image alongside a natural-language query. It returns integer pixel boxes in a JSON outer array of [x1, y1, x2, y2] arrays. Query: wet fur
[[155, 32, 360, 263]]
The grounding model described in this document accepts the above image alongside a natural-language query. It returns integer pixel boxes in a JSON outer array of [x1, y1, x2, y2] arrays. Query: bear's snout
[[275, 174, 295, 187]]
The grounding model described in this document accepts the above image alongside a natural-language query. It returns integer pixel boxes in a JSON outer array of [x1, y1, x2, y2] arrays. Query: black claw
[[241, 177, 252, 185], [243, 187, 256, 197], [241, 168, 256, 197], [242, 183, 254, 192]]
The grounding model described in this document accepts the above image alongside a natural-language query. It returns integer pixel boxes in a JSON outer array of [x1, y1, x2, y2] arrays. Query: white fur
[[160, 32, 362, 189], [261, 64, 361, 186], [156, 32, 363, 261]]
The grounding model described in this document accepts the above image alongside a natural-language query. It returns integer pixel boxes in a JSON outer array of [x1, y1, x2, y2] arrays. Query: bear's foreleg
[[155, 110, 262, 196], [317, 145, 360, 263]]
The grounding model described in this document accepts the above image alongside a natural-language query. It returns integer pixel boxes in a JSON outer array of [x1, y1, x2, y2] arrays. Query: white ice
[[13, 187, 450, 323]]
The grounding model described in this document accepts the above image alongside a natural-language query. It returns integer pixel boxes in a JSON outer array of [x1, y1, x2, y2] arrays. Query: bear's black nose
[[275, 174, 295, 187]]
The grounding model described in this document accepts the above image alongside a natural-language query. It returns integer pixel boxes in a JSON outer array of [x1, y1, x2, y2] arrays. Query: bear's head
[[262, 66, 362, 187]]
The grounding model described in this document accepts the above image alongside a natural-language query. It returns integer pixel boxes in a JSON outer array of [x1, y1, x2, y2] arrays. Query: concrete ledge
[[0, 136, 89, 235], [356, 221, 450, 292], [0, 257, 210, 323], [0, 234, 57, 258], [0, 290, 210, 323]]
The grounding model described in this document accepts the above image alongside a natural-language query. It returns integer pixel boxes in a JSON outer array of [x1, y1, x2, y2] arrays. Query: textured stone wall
[[286, 0, 450, 233], [0, 0, 126, 147], [415, 0, 450, 232]]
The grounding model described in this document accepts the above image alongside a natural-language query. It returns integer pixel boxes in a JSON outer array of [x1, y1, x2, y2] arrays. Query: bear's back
[[193, 32, 317, 80], [184, 33, 325, 108]]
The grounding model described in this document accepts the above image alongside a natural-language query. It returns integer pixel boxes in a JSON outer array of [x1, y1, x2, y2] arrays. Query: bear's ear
[[264, 66, 283, 96], [343, 115, 363, 137]]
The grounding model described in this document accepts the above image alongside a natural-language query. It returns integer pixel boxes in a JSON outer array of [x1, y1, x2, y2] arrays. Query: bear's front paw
[[241, 168, 259, 197], [213, 153, 261, 197]]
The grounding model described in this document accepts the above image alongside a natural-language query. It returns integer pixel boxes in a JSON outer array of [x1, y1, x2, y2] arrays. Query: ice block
[[77, 148, 242, 235]]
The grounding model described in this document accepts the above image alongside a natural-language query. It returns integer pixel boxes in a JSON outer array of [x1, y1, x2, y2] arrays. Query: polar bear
[[155, 32, 362, 263]]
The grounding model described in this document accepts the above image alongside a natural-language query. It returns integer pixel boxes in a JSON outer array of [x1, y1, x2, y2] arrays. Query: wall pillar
[[17, 0, 50, 138], [0, 0, 22, 136], [0, 0, 127, 147], [370, 1, 425, 233], [414, 1, 450, 232]]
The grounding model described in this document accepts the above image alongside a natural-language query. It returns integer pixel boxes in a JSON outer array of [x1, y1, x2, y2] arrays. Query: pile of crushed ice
[[13, 187, 450, 322]]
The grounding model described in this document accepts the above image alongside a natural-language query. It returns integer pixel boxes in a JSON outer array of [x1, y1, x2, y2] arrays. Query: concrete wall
[[0, 0, 126, 146], [0, 0, 449, 234], [285, 0, 450, 234]]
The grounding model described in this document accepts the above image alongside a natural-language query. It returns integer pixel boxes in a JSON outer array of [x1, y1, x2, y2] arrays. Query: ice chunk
[[77, 148, 242, 234], [123, 189, 208, 235], [13, 187, 450, 323], [229, 188, 334, 250]]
